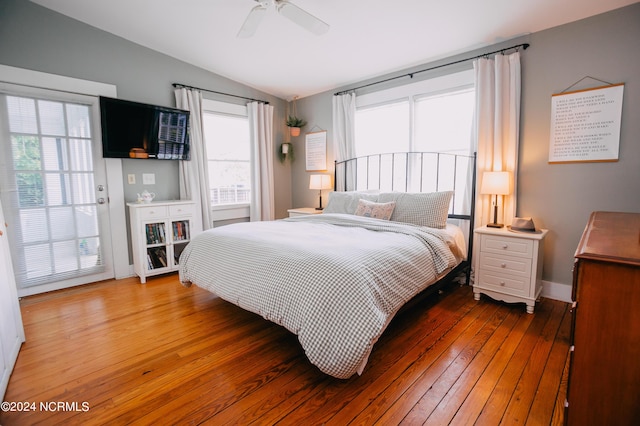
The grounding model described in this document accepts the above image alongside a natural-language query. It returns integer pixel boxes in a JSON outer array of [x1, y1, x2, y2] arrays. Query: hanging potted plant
[[286, 115, 307, 137], [278, 142, 294, 163]]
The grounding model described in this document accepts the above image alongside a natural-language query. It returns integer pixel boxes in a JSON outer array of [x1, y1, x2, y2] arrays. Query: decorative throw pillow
[[323, 191, 379, 214], [378, 191, 454, 228], [354, 199, 396, 220]]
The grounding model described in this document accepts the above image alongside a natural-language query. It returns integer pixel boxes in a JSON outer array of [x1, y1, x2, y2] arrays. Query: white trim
[[356, 69, 474, 108], [202, 99, 248, 116], [0, 64, 116, 97], [211, 204, 250, 222], [105, 158, 130, 279], [541, 280, 572, 303]]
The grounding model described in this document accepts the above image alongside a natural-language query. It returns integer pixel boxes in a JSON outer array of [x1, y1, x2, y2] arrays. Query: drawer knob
[[500, 281, 506, 286], [502, 244, 508, 249], [501, 263, 506, 268]]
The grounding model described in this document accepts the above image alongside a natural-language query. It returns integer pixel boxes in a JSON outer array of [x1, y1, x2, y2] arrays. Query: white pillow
[[354, 199, 396, 220], [378, 191, 454, 228], [323, 191, 379, 214]]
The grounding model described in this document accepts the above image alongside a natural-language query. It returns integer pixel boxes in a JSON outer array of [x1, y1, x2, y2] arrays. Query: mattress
[[179, 213, 461, 378]]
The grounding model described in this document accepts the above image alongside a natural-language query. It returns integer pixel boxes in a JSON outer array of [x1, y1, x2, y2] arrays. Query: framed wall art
[[548, 83, 624, 163]]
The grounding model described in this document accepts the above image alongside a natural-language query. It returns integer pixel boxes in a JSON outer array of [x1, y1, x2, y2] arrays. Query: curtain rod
[[334, 43, 530, 96], [172, 83, 269, 104]]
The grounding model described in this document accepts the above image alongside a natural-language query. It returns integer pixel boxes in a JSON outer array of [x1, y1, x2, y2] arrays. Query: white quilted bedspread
[[179, 213, 458, 379]]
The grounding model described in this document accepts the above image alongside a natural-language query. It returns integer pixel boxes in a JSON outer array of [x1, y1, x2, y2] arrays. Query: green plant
[[277, 142, 294, 163], [286, 115, 306, 128]]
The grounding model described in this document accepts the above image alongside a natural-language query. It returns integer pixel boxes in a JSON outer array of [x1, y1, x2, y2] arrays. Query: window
[[202, 100, 251, 207], [355, 100, 409, 155], [353, 70, 475, 202], [414, 87, 475, 155], [355, 69, 475, 156]]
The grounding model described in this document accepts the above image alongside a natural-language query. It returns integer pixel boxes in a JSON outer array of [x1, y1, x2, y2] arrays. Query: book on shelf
[[147, 247, 167, 269], [172, 220, 190, 241], [146, 223, 166, 245]]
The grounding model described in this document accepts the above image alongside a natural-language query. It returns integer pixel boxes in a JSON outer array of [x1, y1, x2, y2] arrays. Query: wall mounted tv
[[99, 96, 190, 160]]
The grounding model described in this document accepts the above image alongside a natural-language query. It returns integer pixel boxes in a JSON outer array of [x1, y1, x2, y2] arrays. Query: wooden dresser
[[565, 211, 640, 425]]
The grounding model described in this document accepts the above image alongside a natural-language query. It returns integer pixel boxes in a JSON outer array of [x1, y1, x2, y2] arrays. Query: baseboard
[[541, 280, 572, 303], [115, 264, 136, 280]]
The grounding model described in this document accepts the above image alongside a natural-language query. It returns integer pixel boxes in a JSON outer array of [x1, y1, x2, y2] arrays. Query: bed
[[179, 152, 476, 379]]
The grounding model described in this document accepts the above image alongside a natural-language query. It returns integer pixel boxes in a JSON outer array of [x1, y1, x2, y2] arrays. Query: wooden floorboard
[[0, 274, 570, 425]]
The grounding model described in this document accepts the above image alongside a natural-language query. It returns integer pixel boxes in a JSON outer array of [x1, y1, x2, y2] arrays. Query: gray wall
[[519, 5, 640, 286], [292, 3, 640, 289], [0, 0, 292, 219]]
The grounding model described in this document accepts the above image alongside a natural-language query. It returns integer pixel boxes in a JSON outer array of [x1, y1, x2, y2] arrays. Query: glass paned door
[[0, 88, 114, 293]]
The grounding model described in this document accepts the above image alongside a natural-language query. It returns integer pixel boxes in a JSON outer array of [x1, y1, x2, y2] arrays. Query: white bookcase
[[128, 201, 201, 283]]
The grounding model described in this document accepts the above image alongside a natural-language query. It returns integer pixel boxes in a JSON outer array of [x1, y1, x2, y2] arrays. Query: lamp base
[[315, 207, 324, 211], [487, 202, 503, 228]]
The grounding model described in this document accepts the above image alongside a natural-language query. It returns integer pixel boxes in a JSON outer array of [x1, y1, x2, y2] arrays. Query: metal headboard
[[334, 152, 477, 281]]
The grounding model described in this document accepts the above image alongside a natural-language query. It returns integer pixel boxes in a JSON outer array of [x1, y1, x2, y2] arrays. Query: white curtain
[[332, 93, 357, 190], [248, 101, 275, 221], [174, 88, 211, 230], [473, 52, 521, 228]]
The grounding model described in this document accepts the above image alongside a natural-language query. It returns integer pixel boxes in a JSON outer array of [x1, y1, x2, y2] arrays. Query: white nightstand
[[473, 226, 548, 314], [287, 207, 323, 217]]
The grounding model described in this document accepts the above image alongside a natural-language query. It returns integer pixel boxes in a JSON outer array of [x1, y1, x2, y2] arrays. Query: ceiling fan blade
[[237, 4, 268, 38], [276, 1, 329, 35]]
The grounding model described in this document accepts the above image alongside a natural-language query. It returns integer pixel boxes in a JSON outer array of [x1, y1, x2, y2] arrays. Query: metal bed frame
[[334, 151, 477, 286]]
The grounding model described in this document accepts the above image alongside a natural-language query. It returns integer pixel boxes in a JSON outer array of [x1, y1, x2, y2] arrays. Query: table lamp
[[481, 171, 511, 228], [309, 174, 332, 210]]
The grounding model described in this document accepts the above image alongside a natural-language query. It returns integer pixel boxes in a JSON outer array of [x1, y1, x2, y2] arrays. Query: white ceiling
[[31, 0, 637, 100]]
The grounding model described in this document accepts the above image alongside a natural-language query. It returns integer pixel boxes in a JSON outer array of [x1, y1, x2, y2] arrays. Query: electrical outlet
[[142, 173, 155, 185], [127, 174, 136, 184]]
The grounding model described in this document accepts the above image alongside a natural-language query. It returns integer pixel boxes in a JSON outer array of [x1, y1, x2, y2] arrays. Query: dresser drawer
[[479, 252, 532, 278], [169, 203, 195, 217], [136, 206, 168, 220], [481, 234, 534, 259], [476, 270, 527, 295]]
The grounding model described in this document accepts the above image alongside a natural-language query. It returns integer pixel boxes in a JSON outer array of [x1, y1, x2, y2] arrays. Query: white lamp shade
[[309, 174, 332, 190], [480, 171, 511, 195]]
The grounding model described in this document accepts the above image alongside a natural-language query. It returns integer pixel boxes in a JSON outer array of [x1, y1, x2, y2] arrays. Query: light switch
[[127, 174, 136, 184], [142, 173, 155, 185]]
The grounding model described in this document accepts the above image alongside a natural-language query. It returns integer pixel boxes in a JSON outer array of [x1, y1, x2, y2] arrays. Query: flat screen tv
[[99, 96, 190, 160]]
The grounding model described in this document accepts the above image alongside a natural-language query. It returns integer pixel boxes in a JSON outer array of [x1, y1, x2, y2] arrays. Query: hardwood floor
[[1, 274, 570, 425]]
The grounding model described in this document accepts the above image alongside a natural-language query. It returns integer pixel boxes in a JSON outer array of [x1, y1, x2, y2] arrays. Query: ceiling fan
[[237, 0, 329, 38]]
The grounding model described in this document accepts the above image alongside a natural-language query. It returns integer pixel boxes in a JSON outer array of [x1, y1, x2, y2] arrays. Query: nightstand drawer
[[476, 271, 527, 294], [479, 252, 532, 278], [481, 234, 534, 259]]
